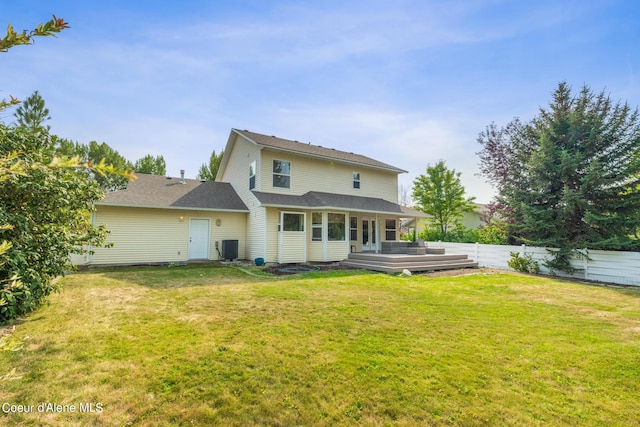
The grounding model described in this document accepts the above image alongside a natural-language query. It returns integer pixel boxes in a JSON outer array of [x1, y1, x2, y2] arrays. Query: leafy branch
[[0, 15, 69, 52]]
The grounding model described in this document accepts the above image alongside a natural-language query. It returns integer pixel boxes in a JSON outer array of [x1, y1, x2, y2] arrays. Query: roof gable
[[233, 129, 407, 173], [98, 174, 248, 212]]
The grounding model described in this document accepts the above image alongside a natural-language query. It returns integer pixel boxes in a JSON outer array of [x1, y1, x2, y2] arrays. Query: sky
[[2, 0, 639, 203]]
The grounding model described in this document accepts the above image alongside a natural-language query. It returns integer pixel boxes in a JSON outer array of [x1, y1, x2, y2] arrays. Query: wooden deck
[[341, 251, 477, 274]]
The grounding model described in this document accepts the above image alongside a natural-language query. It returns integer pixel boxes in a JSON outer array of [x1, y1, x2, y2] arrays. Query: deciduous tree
[[197, 149, 224, 181], [134, 154, 166, 176], [412, 160, 476, 239], [0, 15, 134, 323]]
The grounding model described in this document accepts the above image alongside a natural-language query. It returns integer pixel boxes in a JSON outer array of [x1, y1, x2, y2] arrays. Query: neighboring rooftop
[[98, 173, 249, 212], [233, 129, 407, 173]]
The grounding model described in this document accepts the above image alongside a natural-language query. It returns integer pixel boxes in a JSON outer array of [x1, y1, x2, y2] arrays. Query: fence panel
[[426, 241, 640, 286]]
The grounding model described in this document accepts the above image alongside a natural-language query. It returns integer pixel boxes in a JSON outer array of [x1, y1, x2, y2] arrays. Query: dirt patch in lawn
[[263, 263, 359, 275]]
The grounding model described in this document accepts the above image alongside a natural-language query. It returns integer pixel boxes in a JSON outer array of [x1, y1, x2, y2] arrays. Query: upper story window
[[249, 160, 256, 190], [273, 160, 291, 189], [353, 172, 361, 189]]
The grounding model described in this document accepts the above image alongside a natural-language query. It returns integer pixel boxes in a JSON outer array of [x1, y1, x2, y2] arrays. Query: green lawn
[[1, 266, 639, 426]]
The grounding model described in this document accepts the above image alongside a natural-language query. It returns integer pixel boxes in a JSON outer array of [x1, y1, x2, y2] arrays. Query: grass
[[1, 265, 639, 426]]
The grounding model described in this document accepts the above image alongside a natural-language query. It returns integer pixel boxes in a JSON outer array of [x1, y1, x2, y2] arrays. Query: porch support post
[[375, 213, 379, 253]]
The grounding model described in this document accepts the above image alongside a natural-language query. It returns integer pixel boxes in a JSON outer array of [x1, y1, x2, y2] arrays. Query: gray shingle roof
[[98, 174, 249, 212], [252, 191, 427, 217], [234, 129, 407, 173]]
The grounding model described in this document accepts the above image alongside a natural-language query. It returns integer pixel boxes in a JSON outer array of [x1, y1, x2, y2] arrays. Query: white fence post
[[475, 242, 480, 263], [583, 248, 589, 280]]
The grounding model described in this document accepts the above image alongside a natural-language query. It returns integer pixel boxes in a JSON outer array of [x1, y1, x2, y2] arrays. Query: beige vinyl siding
[[207, 213, 247, 259], [307, 239, 324, 262], [90, 206, 246, 265], [326, 241, 349, 261], [247, 207, 267, 262], [265, 208, 280, 263], [278, 232, 306, 263], [305, 211, 350, 262], [261, 149, 399, 202], [218, 133, 266, 262], [218, 133, 262, 200]]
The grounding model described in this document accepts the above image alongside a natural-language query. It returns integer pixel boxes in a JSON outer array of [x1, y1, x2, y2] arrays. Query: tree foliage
[[197, 149, 224, 181], [412, 160, 476, 239], [0, 15, 68, 52], [478, 82, 640, 271], [14, 90, 50, 132], [0, 15, 69, 110], [0, 126, 134, 322], [55, 139, 134, 191], [134, 154, 166, 176], [0, 15, 134, 323]]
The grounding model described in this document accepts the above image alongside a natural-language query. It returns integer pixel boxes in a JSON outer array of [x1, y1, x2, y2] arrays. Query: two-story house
[[80, 128, 424, 266], [218, 129, 419, 264]]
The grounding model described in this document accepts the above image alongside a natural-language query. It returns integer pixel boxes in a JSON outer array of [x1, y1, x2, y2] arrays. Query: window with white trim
[[350, 216, 358, 241], [273, 160, 291, 188], [353, 172, 361, 189], [282, 212, 304, 231], [385, 219, 397, 241], [312, 212, 323, 241], [249, 160, 256, 190], [328, 213, 346, 241]]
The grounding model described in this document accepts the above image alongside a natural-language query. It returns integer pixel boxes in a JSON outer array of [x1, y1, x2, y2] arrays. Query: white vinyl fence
[[427, 241, 640, 286]]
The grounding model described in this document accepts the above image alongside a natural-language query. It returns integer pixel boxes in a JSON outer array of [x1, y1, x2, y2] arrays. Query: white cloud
[[264, 104, 496, 202]]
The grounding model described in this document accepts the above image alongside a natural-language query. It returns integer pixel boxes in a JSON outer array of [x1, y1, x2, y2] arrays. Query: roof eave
[[257, 202, 417, 216], [259, 145, 407, 174], [234, 129, 407, 174], [95, 202, 249, 213]]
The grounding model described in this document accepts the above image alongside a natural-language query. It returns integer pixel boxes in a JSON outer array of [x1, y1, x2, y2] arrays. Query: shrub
[[508, 252, 540, 274]]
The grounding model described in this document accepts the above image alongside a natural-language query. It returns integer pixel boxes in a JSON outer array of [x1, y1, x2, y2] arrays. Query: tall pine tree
[[13, 90, 51, 133], [478, 82, 640, 271]]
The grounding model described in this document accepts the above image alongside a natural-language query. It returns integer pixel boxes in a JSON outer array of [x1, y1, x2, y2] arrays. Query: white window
[[312, 212, 323, 241], [353, 172, 361, 189], [273, 160, 291, 189], [249, 160, 256, 190], [282, 212, 304, 231], [328, 213, 346, 241], [350, 216, 358, 241], [385, 219, 397, 241]]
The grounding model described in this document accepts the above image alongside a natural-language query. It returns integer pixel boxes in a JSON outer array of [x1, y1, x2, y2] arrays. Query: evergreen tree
[[14, 90, 51, 132], [478, 82, 640, 271]]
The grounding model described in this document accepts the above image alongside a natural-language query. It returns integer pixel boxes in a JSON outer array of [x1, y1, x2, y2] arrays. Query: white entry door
[[189, 218, 210, 259], [362, 218, 377, 251]]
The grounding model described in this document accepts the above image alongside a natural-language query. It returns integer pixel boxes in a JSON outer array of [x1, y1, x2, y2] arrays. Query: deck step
[[341, 259, 477, 274], [341, 251, 476, 274]]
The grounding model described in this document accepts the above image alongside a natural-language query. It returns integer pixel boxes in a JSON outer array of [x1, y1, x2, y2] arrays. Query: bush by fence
[[427, 241, 640, 286]]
